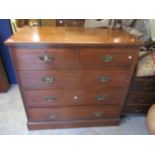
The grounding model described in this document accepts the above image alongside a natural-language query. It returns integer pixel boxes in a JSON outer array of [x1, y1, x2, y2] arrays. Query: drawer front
[[130, 79, 155, 92], [28, 106, 120, 122], [24, 89, 125, 107], [126, 93, 155, 105], [15, 48, 78, 70], [79, 48, 135, 69], [123, 104, 152, 114], [19, 70, 129, 90]]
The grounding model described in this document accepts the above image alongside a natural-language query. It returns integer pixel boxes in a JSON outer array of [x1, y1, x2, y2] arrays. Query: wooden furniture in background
[[15, 19, 84, 28], [123, 75, 155, 114], [123, 49, 155, 115], [0, 57, 9, 92], [5, 27, 142, 130], [56, 19, 85, 27], [15, 19, 30, 27], [15, 19, 84, 27], [40, 19, 56, 26]]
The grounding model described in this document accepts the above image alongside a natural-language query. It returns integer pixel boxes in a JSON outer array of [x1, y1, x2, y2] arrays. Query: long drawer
[[27, 105, 120, 122], [123, 104, 152, 114], [130, 79, 155, 92], [126, 93, 155, 105], [24, 89, 126, 108], [19, 70, 129, 90]]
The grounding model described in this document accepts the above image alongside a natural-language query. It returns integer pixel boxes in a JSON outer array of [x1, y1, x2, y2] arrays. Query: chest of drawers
[[0, 57, 9, 92], [5, 27, 142, 130], [123, 76, 155, 114]]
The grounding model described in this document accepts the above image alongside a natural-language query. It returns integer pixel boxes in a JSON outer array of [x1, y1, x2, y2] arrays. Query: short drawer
[[123, 104, 152, 114], [126, 93, 155, 105], [19, 70, 129, 90], [15, 48, 78, 70], [27, 106, 120, 122], [79, 48, 136, 69], [24, 89, 125, 108], [130, 79, 155, 92]]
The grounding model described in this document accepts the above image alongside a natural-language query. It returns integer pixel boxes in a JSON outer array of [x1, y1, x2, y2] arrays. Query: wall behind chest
[[0, 19, 16, 83]]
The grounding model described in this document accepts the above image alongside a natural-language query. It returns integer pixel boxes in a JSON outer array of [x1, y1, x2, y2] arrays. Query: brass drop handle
[[135, 109, 142, 113], [145, 85, 153, 90], [139, 98, 146, 103], [144, 82, 153, 90], [96, 95, 106, 101], [42, 77, 55, 83], [101, 55, 113, 62], [48, 113, 57, 119], [98, 76, 109, 82], [39, 54, 54, 63], [45, 96, 56, 102], [92, 112, 104, 117]]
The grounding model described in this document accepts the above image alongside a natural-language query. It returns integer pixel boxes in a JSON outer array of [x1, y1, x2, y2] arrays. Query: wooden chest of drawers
[[0, 57, 9, 92], [123, 76, 155, 114], [5, 27, 142, 130]]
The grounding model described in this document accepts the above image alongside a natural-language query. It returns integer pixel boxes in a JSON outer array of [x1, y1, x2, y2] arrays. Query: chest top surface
[[5, 27, 142, 46]]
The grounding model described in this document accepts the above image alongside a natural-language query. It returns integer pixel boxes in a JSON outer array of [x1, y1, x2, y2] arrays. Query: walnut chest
[[5, 27, 142, 130]]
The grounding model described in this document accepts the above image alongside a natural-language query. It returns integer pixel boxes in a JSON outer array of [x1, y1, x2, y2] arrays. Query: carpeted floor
[[0, 85, 149, 135]]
